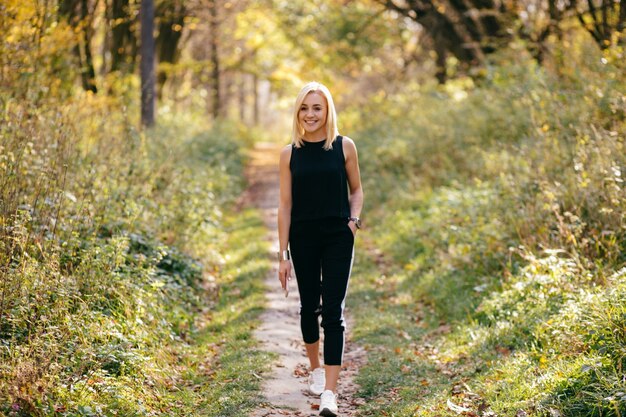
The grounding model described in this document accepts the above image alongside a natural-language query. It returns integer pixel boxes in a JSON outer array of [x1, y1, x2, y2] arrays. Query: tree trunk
[[209, 0, 221, 120], [156, 0, 185, 98], [434, 32, 448, 84], [58, 0, 97, 92], [253, 72, 259, 126], [380, 0, 508, 77], [239, 72, 246, 124], [617, 1, 626, 34], [80, 0, 97, 93], [109, 0, 137, 73], [141, 0, 156, 127], [575, 0, 622, 49]]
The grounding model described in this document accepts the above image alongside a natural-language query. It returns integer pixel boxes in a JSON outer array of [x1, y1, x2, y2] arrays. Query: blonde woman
[[277, 82, 364, 416]]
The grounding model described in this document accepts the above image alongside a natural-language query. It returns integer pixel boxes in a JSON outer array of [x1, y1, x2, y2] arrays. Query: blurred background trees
[[3, 0, 623, 127]]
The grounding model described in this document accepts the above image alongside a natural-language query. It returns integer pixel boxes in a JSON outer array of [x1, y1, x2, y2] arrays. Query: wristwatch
[[277, 249, 291, 261], [348, 217, 361, 229]]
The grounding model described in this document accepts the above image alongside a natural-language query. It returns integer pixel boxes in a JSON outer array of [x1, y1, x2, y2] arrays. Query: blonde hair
[[291, 82, 339, 150]]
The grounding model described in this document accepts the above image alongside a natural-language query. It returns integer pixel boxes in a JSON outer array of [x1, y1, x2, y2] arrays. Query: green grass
[[347, 42, 625, 417], [349, 251, 460, 417], [350, 246, 626, 416], [2, 209, 272, 417], [142, 210, 273, 417], [0, 81, 272, 415]]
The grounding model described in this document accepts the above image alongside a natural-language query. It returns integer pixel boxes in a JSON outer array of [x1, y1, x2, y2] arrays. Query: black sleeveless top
[[290, 135, 351, 222]]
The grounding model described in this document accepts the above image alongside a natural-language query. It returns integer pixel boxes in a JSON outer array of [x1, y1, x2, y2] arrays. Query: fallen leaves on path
[[293, 363, 310, 378]]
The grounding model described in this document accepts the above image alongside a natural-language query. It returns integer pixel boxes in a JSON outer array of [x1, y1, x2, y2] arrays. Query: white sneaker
[[319, 390, 338, 416], [308, 367, 325, 395]]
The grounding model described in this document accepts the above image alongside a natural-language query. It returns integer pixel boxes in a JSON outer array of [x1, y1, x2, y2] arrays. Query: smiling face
[[298, 91, 328, 141]]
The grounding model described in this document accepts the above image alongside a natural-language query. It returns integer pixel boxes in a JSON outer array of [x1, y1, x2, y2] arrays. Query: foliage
[[348, 40, 625, 416], [0, 79, 270, 414]]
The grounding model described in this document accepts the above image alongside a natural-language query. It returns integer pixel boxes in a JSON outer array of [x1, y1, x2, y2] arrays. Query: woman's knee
[[300, 304, 322, 320], [320, 314, 345, 332]]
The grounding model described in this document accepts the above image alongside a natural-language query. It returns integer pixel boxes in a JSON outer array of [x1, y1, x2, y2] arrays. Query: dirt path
[[240, 142, 365, 417]]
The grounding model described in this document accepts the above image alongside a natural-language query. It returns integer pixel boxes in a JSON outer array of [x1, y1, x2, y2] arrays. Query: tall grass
[[346, 39, 625, 416], [0, 78, 258, 414]]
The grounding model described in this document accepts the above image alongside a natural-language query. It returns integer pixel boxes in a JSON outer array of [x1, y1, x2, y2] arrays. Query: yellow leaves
[[151, 280, 165, 289]]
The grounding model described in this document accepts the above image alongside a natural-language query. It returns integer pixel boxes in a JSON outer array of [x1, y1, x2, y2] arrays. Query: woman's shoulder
[[340, 135, 355, 145], [340, 136, 357, 151], [279, 144, 293, 164]]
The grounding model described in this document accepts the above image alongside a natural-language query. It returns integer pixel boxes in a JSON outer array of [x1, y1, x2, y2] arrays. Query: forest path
[[239, 142, 365, 417]]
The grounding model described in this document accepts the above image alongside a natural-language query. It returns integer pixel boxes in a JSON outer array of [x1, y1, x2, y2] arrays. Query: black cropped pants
[[289, 217, 355, 366]]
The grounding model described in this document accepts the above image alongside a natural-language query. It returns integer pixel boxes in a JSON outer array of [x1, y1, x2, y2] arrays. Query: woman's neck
[[303, 132, 326, 142]]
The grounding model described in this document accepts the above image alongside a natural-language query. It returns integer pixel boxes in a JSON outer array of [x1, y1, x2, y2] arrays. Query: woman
[[277, 81, 364, 417]]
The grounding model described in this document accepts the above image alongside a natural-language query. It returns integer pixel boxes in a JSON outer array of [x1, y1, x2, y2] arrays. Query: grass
[[346, 40, 625, 417], [141, 210, 273, 417], [0, 78, 273, 415], [350, 244, 626, 416]]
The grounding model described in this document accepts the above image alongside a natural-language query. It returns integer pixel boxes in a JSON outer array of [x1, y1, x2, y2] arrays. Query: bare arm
[[343, 137, 364, 232], [277, 145, 293, 290]]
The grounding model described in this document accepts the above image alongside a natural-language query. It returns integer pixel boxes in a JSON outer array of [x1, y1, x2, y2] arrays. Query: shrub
[[347, 40, 625, 416], [0, 87, 249, 413]]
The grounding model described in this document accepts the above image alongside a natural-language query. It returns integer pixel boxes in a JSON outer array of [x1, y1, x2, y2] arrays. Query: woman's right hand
[[278, 260, 292, 291]]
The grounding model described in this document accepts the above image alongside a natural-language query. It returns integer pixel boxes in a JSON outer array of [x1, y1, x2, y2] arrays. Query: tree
[[141, 0, 156, 127], [58, 0, 98, 92], [107, 0, 138, 73], [572, 0, 625, 49], [378, 0, 510, 82], [208, 0, 221, 120], [156, 0, 186, 97]]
